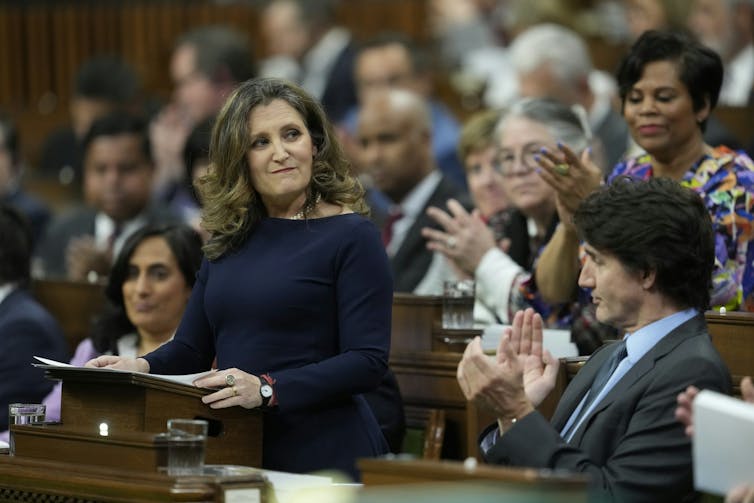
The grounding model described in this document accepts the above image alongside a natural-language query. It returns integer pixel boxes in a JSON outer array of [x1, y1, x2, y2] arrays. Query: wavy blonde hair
[[197, 78, 367, 260]]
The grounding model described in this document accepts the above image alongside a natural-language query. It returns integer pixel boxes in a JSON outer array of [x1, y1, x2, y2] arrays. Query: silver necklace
[[290, 193, 322, 220]]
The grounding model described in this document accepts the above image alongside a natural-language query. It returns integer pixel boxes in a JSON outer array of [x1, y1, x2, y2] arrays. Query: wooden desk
[[359, 458, 588, 502], [705, 310, 754, 395], [0, 456, 267, 502], [14, 367, 263, 470]]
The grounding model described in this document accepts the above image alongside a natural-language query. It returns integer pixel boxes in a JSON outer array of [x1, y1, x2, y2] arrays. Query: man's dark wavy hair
[[573, 177, 714, 311]]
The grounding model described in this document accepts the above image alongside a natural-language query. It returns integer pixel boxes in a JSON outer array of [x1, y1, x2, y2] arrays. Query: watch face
[[260, 384, 273, 398]]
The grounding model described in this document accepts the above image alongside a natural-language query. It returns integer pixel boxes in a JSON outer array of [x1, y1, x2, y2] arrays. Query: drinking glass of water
[[166, 418, 208, 476], [8, 403, 46, 455], [442, 279, 476, 329]]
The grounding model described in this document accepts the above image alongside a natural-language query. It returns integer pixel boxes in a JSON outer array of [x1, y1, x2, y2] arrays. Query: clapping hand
[[535, 143, 602, 229], [676, 377, 754, 503], [422, 198, 497, 275], [676, 376, 754, 438], [457, 308, 559, 421]]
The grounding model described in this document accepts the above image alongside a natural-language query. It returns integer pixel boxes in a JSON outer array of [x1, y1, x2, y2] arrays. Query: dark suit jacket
[[387, 175, 469, 293], [0, 289, 69, 431], [483, 314, 730, 502], [2, 188, 51, 246], [35, 205, 179, 278], [318, 41, 358, 124]]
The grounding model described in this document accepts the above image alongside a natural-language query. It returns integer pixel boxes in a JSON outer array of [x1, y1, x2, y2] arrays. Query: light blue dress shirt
[[559, 308, 698, 441]]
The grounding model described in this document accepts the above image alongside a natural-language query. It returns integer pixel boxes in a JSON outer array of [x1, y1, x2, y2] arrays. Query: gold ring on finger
[[553, 163, 569, 176], [231, 386, 238, 397]]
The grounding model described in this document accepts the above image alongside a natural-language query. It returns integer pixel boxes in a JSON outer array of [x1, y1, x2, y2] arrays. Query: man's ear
[[641, 268, 657, 290]]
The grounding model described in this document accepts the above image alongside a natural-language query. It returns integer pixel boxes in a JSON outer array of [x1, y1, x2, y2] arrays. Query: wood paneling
[[0, 0, 431, 172]]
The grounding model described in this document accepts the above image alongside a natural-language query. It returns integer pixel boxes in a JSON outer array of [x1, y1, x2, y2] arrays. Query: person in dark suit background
[[87, 78, 392, 480], [457, 178, 730, 501], [259, 0, 357, 124], [152, 25, 255, 219], [0, 114, 50, 245], [0, 205, 68, 431], [357, 88, 468, 295], [35, 114, 178, 280]]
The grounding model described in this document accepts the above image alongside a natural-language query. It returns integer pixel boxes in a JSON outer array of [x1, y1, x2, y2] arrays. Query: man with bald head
[[357, 88, 467, 293]]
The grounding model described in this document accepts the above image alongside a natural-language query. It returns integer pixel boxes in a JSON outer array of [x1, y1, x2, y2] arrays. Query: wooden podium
[[11, 366, 263, 471]]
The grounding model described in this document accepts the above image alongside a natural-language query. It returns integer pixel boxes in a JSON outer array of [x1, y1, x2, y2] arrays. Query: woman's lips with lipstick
[[638, 124, 664, 135]]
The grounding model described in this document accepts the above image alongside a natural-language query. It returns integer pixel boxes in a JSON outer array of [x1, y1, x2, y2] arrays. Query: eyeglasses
[[492, 143, 547, 178]]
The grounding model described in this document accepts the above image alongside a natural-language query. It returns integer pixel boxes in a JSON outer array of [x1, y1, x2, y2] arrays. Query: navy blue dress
[[144, 214, 392, 479]]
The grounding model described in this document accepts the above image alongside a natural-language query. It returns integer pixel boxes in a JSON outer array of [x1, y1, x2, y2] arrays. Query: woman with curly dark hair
[[88, 78, 393, 480]]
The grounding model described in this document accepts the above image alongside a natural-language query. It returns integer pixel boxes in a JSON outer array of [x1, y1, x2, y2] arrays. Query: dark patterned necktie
[[381, 209, 403, 247], [563, 340, 627, 439]]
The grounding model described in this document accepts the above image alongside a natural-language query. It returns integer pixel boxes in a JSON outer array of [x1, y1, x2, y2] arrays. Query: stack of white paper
[[693, 389, 754, 495], [481, 325, 578, 358]]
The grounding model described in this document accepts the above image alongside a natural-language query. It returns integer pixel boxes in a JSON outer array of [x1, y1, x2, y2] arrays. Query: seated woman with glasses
[[422, 98, 594, 335]]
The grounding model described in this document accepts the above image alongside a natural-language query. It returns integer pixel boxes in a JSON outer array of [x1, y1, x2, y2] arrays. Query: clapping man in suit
[[357, 88, 468, 294], [458, 177, 730, 501]]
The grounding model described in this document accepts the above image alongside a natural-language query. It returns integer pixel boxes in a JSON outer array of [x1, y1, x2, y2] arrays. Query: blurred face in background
[[122, 236, 192, 339], [624, 0, 668, 40], [495, 116, 556, 218], [171, 44, 219, 123], [83, 133, 153, 222], [687, 0, 736, 59], [465, 144, 508, 218], [357, 94, 431, 203], [261, 0, 310, 60], [355, 44, 427, 101]]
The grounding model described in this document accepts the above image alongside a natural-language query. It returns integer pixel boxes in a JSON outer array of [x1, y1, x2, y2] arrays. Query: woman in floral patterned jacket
[[532, 29, 754, 314]]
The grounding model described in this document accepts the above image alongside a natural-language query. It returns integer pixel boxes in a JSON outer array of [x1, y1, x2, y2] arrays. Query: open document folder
[[33, 356, 215, 388], [693, 389, 754, 495]]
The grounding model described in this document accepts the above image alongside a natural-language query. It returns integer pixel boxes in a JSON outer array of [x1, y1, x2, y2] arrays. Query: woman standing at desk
[[88, 78, 393, 479]]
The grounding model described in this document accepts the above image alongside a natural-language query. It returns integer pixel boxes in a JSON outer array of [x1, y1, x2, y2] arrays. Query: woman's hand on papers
[[85, 356, 150, 373], [194, 369, 262, 410]]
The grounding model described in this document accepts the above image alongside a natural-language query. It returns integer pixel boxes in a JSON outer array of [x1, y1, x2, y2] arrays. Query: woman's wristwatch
[[259, 373, 277, 408]]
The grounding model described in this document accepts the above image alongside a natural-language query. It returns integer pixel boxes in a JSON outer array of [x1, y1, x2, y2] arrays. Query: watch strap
[[259, 373, 277, 408]]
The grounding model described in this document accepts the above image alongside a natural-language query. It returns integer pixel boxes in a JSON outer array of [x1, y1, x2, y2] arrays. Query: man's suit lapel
[[566, 314, 707, 445], [550, 344, 612, 430], [391, 176, 458, 291]]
